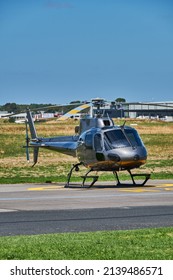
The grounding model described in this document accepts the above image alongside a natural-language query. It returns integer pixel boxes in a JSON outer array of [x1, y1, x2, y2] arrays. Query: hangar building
[[102, 101, 173, 120]]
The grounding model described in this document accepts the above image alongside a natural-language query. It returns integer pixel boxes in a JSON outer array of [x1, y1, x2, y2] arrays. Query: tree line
[[0, 98, 126, 114]]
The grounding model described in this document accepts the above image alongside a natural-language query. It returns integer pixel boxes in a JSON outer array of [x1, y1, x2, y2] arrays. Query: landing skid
[[113, 170, 151, 186], [65, 163, 99, 188], [65, 163, 151, 188]]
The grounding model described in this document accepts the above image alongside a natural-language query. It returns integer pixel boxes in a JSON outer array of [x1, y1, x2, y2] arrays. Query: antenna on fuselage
[[106, 112, 114, 126], [120, 120, 126, 130]]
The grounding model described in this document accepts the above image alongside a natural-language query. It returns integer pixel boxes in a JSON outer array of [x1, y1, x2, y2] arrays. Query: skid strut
[[128, 170, 151, 186], [81, 169, 99, 188], [65, 163, 99, 188], [113, 170, 150, 186], [65, 162, 83, 187]]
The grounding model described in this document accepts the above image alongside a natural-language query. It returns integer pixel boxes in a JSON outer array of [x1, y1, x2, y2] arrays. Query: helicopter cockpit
[[103, 127, 143, 150], [79, 126, 144, 151], [77, 124, 147, 170]]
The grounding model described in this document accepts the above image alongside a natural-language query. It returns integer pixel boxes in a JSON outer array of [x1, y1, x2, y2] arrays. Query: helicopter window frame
[[85, 132, 93, 149], [94, 133, 103, 152], [104, 135, 112, 151]]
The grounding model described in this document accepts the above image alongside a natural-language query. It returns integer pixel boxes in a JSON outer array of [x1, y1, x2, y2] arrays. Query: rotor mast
[[91, 98, 106, 117]]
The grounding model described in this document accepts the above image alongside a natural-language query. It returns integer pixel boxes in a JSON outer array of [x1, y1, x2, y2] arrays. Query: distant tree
[[4, 103, 19, 113], [9, 117, 15, 123], [70, 100, 81, 104], [115, 98, 126, 103]]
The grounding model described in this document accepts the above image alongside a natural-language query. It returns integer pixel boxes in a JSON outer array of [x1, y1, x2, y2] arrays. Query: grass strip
[[0, 227, 173, 260]]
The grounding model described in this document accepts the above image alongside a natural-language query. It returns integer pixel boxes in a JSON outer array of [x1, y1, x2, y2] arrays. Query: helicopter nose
[[108, 153, 121, 162], [108, 152, 143, 162]]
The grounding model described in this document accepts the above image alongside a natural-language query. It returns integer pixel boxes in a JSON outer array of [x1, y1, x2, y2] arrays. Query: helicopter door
[[94, 133, 105, 161], [82, 132, 96, 163], [85, 132, 93, 149]]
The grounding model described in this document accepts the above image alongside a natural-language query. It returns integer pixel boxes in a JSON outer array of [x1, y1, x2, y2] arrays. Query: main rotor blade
[[58, 103, 91, 120], [29, 102, 88, 112], [1, 102, 88, 117], [1, 112, 21, 117]]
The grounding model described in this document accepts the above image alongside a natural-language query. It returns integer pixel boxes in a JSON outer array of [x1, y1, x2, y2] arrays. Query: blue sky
[[0, 0, 173, 105]]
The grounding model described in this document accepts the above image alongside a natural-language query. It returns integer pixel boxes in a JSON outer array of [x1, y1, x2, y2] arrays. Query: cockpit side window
[[104, 135, 112, 151], [85, 133, 93, 149], [94, 133, 102, 151]]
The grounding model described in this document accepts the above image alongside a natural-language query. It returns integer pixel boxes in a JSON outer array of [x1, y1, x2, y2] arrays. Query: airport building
[[126, 102, 173, 119], [0, 111, 8, 118], [102, 101, 173, 120]]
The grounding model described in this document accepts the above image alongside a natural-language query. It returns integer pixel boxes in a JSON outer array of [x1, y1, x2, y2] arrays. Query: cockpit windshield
[[125, 129, 143, 147], [104, 128, 143, 149]]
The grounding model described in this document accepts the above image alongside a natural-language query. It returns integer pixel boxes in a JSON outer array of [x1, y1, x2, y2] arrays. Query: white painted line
[[0, 209, 17, 212]]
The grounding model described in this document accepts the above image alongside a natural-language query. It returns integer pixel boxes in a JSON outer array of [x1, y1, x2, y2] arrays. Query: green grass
[[0, 134, 24, 157], [0, 227, 173, 259], [0, 120, 173, 184], [145, 159, 173, 168], [142, 134, 173, 147], [0, 158, 173, 184]]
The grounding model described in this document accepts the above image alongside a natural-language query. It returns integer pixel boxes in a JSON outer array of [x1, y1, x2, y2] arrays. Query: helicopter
[[24, 98, 151, 187]]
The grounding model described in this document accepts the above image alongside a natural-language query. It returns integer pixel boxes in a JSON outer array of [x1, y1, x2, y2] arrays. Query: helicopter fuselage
[[76, 125, 147, 171], [28, 108, 147, 173], [30, 123, 147, 172]]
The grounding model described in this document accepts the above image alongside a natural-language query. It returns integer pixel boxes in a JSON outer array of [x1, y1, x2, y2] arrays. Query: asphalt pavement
[[0, 179, 173, 236]]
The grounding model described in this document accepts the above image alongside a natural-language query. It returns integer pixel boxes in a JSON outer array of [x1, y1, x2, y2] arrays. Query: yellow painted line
[[27, 183, 173, 192], [119, 189, 159, 193], [28, 185, 63, 191], [118, 183, 173, 193], [155, 184, 173, 188]]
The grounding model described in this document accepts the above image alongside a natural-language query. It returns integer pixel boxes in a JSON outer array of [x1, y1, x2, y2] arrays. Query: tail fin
[[26, 108, 37, 139], [26, 109, 39, 166]]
